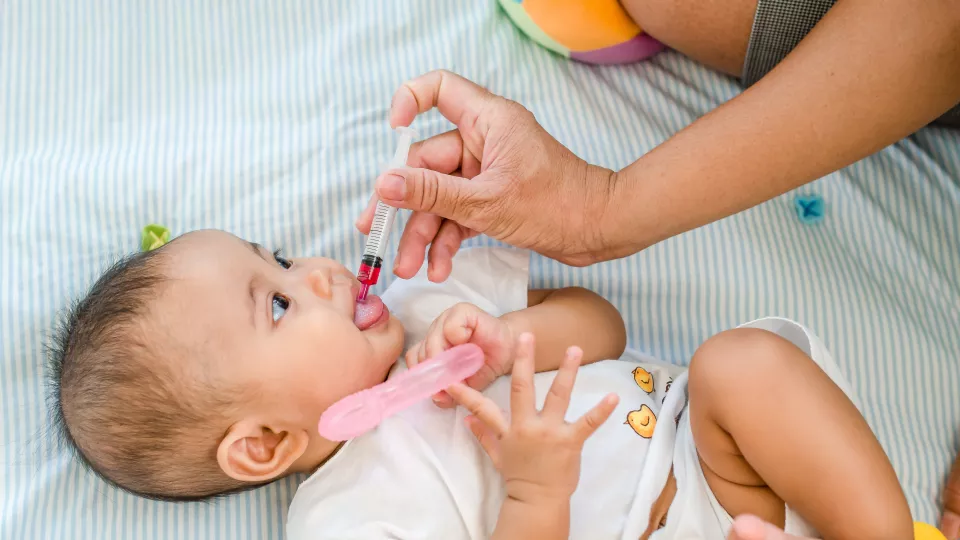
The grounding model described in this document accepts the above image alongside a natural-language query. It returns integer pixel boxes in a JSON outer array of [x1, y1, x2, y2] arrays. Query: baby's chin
[[369, 314, 405, 378]]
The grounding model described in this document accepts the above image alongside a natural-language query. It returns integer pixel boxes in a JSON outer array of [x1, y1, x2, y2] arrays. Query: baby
[[51, 229, 913, 539]]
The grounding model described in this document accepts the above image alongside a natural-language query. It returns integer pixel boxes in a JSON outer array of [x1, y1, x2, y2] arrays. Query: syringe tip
[[357, 284, 370, 303]]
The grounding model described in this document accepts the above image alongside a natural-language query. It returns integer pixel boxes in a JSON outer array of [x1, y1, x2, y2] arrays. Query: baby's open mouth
[[354, 294, 389, 330]]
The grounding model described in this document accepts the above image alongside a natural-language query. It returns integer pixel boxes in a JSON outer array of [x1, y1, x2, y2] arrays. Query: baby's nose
[[307, 269, 334, 298]]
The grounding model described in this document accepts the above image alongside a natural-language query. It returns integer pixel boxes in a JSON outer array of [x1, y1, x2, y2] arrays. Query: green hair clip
[[140, 224, 171, 252]]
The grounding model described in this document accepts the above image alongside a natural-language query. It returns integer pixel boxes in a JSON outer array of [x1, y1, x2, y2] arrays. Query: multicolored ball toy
[[498, 0, 665, 64]]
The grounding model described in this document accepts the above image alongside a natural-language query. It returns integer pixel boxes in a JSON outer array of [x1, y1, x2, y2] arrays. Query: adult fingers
[[572, 393, 619, 441], [389, 70, 495, 153], [394, 131, 479, 280], [374, 167, 490, 232], [446, 383, 508, 436], [407, 129, 468, 172], [356, 130, 465, 234], [509, 333, 537, 424], [941, 511, 959, 540], [426, 220, 474, 282], [944, 451, 960, 540], [355, 192, 379, 235], [394, 211, 443, 279], [541, 347, 583, 420]]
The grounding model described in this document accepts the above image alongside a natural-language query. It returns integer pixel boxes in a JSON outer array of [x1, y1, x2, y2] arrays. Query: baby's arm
[[504, 288, 626, 373], [408, 287, 625, 407], [687, 328, 913, 540]]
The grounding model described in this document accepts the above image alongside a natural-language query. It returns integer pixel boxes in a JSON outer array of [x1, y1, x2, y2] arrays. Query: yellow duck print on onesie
[[626, 367, 658, 438], [624, 366, 945, 539], [625, 405, 657, 438], [632, 367, 654, 393]]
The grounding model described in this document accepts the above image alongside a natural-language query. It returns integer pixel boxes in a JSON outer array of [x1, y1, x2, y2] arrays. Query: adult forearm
[[605, 0, 960, 254]]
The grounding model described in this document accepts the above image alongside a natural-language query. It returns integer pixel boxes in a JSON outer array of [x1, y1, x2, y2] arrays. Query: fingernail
[[393, 253, 402, 271], [377, 173, 405, 201]]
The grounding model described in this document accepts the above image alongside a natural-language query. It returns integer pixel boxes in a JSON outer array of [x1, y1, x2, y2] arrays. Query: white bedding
[[1, 0, 959, 537]]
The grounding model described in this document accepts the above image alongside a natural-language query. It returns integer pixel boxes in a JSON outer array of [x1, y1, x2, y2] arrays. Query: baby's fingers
[[572, 393, 619, 441], [446, 383, 508, 436], [541, 346, 582, 420], [509, 333, 537, 424], [465, 415, 502, 469], [405, 343, 423, 368]]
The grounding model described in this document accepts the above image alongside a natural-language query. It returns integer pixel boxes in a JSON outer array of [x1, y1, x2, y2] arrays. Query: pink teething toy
[[318, 344, 485, 441]]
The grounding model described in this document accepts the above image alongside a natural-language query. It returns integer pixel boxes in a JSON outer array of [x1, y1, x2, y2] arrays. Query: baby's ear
[[216, 420, 309, 483]]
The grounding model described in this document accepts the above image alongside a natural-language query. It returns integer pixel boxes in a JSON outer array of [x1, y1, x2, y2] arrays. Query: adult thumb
[[375, 167, 484, 224], [942, 451, 960, 539]]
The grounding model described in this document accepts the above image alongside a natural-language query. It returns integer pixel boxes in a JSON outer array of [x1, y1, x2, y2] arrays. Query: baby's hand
[[447, 333, 619, 503], [406, 302, 516, 407]]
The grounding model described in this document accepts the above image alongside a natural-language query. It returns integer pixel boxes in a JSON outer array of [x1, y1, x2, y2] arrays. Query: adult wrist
[[581, 164, 660, 264]]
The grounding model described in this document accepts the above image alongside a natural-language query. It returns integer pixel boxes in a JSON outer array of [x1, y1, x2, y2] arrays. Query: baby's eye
[[272, 294, 290, 322], [273, 249, 292, 270]]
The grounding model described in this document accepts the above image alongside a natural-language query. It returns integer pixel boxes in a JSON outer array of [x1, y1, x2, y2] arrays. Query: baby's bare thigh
[[687, 329, 793, 525], [620, 0, 758, 76]]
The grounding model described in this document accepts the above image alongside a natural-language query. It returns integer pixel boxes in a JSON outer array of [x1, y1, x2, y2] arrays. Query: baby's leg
[[620, 0, 757, 75], [687, 328, 912, 540]]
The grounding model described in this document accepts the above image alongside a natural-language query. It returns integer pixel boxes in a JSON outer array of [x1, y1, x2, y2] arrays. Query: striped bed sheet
[[1, 0, 958, 538]]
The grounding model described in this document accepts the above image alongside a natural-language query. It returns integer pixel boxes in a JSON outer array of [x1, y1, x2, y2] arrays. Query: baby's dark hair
[[48, 245, 246, 501]]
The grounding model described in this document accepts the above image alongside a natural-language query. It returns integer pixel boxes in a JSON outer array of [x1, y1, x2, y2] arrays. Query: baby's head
[[49, 230, 404, 500]]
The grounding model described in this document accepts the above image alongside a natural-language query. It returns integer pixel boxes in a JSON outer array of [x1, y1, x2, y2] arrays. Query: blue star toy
[[794, 194, 825, 224]]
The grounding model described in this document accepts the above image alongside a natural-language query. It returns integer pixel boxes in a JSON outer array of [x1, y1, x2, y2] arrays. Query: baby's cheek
[[375, 316, 406, 360]]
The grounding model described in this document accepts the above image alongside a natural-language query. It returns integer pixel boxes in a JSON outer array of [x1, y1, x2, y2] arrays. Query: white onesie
[[285, 247, 852, 539]]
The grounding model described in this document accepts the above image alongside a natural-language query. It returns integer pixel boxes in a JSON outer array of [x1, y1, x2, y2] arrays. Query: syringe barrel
[[363, 201, 398, 259], [390, 127, 416, 169], [358, 127, 417, 282]]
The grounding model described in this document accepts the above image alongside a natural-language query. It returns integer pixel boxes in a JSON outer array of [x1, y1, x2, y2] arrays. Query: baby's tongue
[[354, 294, 384, 330]]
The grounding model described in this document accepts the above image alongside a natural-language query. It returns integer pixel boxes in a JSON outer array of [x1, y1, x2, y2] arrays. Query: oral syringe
[[357, 127, 417, 302]]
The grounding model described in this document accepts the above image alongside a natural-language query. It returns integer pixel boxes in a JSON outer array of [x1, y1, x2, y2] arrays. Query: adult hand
[[726, 515, 814, 540], [942, 447, 960, 540], [356, 70, 625, 283]]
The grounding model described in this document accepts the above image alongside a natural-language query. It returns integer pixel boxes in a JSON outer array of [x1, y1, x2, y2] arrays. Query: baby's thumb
[[375, 168, 485, 226]]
